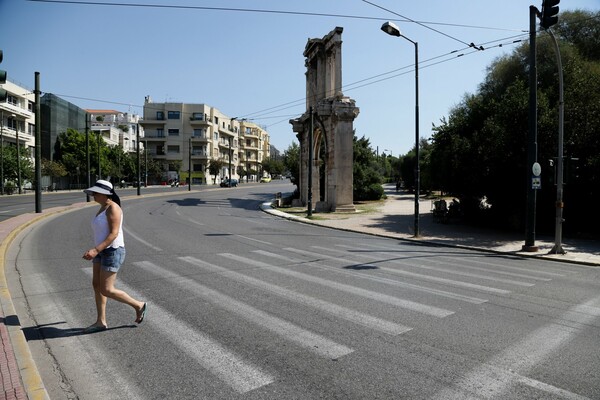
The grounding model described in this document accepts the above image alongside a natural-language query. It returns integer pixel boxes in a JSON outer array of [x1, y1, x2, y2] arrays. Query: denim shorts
[[93, 247, 126, 273]]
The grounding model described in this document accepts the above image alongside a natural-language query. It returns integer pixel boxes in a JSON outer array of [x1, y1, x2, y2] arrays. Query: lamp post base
[[521, 245, 539, 252], [549, 245, 566, 255]]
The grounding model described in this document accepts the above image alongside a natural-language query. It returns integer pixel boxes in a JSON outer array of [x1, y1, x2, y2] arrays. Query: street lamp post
[[228, 136, 233, 187], [144, 140, 148, 187], [381, 21, 420, 237]]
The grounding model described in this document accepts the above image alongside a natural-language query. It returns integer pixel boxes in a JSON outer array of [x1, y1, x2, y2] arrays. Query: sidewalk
[[263, 184, 600, 267]]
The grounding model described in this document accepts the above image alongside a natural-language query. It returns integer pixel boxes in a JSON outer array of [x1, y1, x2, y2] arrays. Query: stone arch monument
[[290, 27, 359, 212]]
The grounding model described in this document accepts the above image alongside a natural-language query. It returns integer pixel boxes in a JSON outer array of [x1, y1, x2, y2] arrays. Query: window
[[192, 113, 204, 121], [214, 117, 219, 125], [167, 111, 180, 119], [167, 145, 180, 154], [213, 132, 219, 141], [28, 101, 34, 112], [193, 163, 204, 172], [157, 129, 164, 137], [156, 111, 164, 120], [7, 95, 18, 107], [192, 146, 206, 156], [193, 129, 205, 138], [168, 129, 179, 136]]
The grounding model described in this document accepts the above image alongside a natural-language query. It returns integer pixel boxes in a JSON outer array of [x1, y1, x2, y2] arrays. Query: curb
[[259, 203, 599, 267]]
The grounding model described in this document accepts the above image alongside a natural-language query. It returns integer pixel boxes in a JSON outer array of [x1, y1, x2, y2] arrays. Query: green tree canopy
[[428, 10, 600, 235]]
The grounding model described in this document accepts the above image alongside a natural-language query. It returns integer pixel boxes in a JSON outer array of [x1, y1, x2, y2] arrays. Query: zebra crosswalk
[[83, 243, 585, 397]]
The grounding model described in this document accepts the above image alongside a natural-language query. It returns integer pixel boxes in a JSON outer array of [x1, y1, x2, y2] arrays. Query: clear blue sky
[[1, 0, 597, 155]]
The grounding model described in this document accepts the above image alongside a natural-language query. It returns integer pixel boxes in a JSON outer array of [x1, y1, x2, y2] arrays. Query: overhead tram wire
[[27, 0, 525, 33], [361, 0, 474, 48], [50, 29, 528, 127]]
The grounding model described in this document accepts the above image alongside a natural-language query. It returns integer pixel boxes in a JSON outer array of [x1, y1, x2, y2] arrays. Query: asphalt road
[[0, 185, 199, 223], [5, 182, 600, 399]]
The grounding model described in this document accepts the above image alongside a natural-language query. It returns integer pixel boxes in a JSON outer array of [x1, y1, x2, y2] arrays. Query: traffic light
[[0, 50, 7, 102], [540, 0, 560, 29]]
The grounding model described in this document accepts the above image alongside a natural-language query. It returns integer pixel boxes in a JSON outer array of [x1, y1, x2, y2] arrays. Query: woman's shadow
[[21, 321, 136, 340]]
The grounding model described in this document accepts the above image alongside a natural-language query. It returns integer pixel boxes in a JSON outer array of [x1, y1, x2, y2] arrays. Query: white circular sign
[[532, 162, 542, 177]]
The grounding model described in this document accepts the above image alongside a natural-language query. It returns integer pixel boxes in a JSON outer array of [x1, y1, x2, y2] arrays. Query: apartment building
[[86, 109, 142, 153], [0, 79, 36, 158], [139, 97, 270, 185]]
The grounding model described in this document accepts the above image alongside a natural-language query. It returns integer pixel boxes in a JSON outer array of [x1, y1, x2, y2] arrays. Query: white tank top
[[92, 206, 125, 249]]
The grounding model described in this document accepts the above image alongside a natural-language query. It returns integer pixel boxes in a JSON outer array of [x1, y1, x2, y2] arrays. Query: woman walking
[[82, 180, 147, 333]]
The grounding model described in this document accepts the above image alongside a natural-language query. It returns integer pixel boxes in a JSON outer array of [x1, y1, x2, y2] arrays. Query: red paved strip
[[0, 317, 26, 400]]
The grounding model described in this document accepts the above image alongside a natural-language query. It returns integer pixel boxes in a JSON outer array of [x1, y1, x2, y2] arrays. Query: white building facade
[[0, 79, 36, 191], [139, 97, 270, 185], [85, 109, 142, 153]]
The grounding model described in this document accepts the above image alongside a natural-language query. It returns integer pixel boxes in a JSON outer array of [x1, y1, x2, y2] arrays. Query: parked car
[[220, 179, 239, 187], [260, 176, 272, 183]]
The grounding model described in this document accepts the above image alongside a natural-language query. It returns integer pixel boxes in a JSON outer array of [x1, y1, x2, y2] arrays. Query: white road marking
[[313, 245, 535, 287], [123, 226, 163, 251], [220, 253, 454, 318], [82, 268, 274, 393], [431, 296, 600, 399], [180, 256, 411, 336], [254, 249, 487, 305], [134, 260, 353, 359], [286, 247, 511, 295], [236, 235, 272, 245], [332, 245, 553, 282]]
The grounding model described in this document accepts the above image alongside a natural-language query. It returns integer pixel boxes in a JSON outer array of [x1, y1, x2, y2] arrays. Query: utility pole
[[136, 123, 141, 196], [85, 114, 91, 201], [307, 107, 313, 217], [34, 72, 41, 212]]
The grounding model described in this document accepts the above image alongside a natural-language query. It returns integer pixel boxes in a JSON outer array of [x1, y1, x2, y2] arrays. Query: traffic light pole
[[523, 5, 539, 252]]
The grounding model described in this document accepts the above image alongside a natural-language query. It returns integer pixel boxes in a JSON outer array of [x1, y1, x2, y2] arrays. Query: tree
[[208, 159, 224, 184], [428, 10, 600, 235], [261, 158, 285, 177], [283, 142, 300, 187], [41, 159, 67, 188], [353, 135, 384, 201], [1, 144, 34, 185]]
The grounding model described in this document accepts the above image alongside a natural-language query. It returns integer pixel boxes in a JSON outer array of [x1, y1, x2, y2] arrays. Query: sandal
[[136, 303, 147, 324]]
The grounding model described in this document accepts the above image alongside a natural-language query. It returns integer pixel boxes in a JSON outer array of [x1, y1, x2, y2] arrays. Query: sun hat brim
[[83, 186, 111, 195], [83, 180, 113, 196]]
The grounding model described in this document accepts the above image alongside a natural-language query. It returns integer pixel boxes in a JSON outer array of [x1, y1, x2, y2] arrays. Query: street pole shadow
[[22, 321, 137, 340]]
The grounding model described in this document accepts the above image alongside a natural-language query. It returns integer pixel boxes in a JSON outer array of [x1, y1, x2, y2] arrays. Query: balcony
[[0, 102, 33, 119], [191, 134, 209, 142], [139, 118, 167, 126]]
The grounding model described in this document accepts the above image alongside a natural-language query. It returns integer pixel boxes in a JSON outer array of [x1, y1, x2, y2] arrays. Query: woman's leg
[[98, 269, 145, 322], [90, 262, 108, 328]]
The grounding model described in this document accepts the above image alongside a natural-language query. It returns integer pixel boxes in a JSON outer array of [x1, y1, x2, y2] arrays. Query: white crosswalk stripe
[[179, 256, 412, 335], [133, 260, 354, 360], [253, 249, 488, 304], [220, 253, 454, 318], [82, 268, 275, 394], [313, 245, 535, 287], [341, 243, 558, 281], [285, 247, 512, 295]]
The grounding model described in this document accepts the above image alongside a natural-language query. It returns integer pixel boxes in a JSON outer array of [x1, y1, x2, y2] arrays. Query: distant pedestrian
[[82, 180, 147, 333]]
